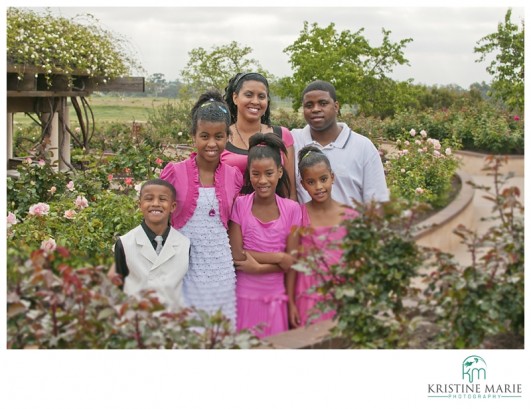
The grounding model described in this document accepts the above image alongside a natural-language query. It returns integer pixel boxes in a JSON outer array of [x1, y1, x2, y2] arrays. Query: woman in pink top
[[229, 133, 301, 338], [161, 90, 243, 326], [287, 145, 358, 328], [222, 72, 297, 200]]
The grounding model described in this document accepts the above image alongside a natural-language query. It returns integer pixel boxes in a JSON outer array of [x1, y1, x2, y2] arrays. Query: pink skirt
[[236, 272, 288, 338], [295, 273, 335, 326]]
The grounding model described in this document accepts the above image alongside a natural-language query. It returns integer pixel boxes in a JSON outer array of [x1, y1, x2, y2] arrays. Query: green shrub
[[7, 188, 141, 280], [147, 99, 194, 144], [385, 129, 461, 208], [7, 248, 261, 349], [308, 199, 426, 348], [270, 108, 305, 130]]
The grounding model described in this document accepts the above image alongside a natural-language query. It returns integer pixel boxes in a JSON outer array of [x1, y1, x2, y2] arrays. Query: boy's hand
[[109, 274, 123, 287]]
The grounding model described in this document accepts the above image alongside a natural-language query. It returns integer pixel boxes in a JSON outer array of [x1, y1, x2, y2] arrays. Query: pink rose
[[64, 209, 77, 219], [107, 174, 113, 182], [7, 212, 17, 228], [74, 196, 89, 209], [28, 202, 50, 216], [155, 158, 163, 166], [38, 159, 46, 167], [124, 177, 133, 186], [445, 148, 452, 156], [24, 157, 32, 164], [420, 130, 427, 138], [409, 129, 416, 137], [433, 150, 441, 157], [66, 181, 75, 191], [40, 238, 57, 254], [49, 186, 57, 194], [415, 187, 425, 195], [513, 115, 520, 121]]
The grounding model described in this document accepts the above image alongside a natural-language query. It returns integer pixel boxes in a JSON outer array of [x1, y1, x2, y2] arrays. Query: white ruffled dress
[[179, 187, 236, 326]]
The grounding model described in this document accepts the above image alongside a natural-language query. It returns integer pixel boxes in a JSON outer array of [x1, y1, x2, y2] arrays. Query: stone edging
[[412, 169, 474, 240]]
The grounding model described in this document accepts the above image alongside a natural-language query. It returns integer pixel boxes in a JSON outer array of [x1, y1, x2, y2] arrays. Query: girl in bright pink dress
[[229, 133, 301, 338], [287, 145, 358, 328]]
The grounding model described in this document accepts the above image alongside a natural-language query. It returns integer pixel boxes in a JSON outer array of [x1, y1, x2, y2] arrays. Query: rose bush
[[384, 129, 461, 208], [7, 248, 261, 349]]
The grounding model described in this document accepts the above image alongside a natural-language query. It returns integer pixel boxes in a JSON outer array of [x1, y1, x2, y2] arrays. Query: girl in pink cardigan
[[161, 90, 243, 326]]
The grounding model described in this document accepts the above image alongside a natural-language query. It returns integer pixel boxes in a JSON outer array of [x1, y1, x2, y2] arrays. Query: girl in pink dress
[[221, 72, 297, 200], [229, 133, 301, 338], [287, 145, 358, 328]]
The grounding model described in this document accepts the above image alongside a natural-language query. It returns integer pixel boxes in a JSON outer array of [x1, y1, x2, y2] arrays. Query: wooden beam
[[7, 64, 144, 94], [91, 77, 145, 93], [7, 96, 67, 113]]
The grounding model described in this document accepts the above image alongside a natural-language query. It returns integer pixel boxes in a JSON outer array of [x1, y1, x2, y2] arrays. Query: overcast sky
[[16, 5, 525, 89]]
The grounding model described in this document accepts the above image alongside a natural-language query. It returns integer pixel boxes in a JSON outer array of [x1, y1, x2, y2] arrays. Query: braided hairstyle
[[223, 72, 272, 126], [190, 90, 231, 135], [241, 132, 291, 198], [297, 145, 332, 178]]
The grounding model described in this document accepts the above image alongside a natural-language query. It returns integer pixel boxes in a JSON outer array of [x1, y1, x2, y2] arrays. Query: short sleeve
[[230, 195, 244, 225], [160, 162, 175, 183], [281, 127, 294, 148], [290, 200, 303, 227]]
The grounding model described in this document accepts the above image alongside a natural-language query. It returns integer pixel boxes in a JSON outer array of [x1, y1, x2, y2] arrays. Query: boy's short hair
[[302, 80, 337, 101], [139, 179, 176, 201]]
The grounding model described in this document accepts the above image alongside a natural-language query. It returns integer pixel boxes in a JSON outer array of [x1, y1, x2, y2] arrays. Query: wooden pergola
[[6, 64, 144, 173]]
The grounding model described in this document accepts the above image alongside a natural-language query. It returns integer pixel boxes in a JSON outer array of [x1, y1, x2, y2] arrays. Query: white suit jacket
[[121, 225, 190, 311]]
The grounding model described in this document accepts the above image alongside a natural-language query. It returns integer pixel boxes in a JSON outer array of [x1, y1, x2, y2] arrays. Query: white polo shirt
[[292, 123, 389, 206]]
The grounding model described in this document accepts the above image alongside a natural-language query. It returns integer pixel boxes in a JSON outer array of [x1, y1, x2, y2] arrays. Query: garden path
[[448, 152, 524, 267]]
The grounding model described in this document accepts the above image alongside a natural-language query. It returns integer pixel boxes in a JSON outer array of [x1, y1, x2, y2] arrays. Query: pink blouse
[[231, 192, 302, 254], [221, 126, 294, 175], [160, 153, 243, 229]]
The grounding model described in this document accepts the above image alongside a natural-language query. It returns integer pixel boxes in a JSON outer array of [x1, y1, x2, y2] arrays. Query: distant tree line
[[104, 8, 523, 118]]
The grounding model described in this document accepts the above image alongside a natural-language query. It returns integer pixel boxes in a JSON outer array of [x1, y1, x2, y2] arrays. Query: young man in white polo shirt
[[291, 80, 389, 206]]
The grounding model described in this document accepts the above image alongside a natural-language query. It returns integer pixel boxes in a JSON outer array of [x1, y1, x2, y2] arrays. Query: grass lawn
[[12, 96, 177, 127]]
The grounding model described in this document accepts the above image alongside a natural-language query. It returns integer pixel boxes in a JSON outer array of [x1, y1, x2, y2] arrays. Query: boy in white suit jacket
[[108, 179, 190, 311]]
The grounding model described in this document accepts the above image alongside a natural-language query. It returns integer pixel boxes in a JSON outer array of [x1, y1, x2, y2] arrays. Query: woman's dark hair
[[297, 145, 332, 177], [241, 132, 290, 198], [190, 90, 231, 135], [223, 72, 272, 126]]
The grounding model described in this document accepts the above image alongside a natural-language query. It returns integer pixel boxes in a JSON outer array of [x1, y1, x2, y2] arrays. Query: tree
[[146, 73, 168, 97], [278, 22, 413, 117], [474, 9, 524, 113], [180, 41, 271, 96]]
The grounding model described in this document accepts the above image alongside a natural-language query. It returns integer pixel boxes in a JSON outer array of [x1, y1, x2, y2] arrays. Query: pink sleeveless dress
[[296, 205, 358, 326], [231, 192, 302, 338]]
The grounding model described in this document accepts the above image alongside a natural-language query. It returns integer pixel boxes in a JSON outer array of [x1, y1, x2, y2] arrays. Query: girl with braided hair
[[161, 90, 242, 326], [287, 145, 358, 328], [228, 133, 302, 338]]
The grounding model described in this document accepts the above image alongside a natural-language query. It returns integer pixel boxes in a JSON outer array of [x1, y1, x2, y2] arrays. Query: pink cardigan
[[160, 153, 243, 229]]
